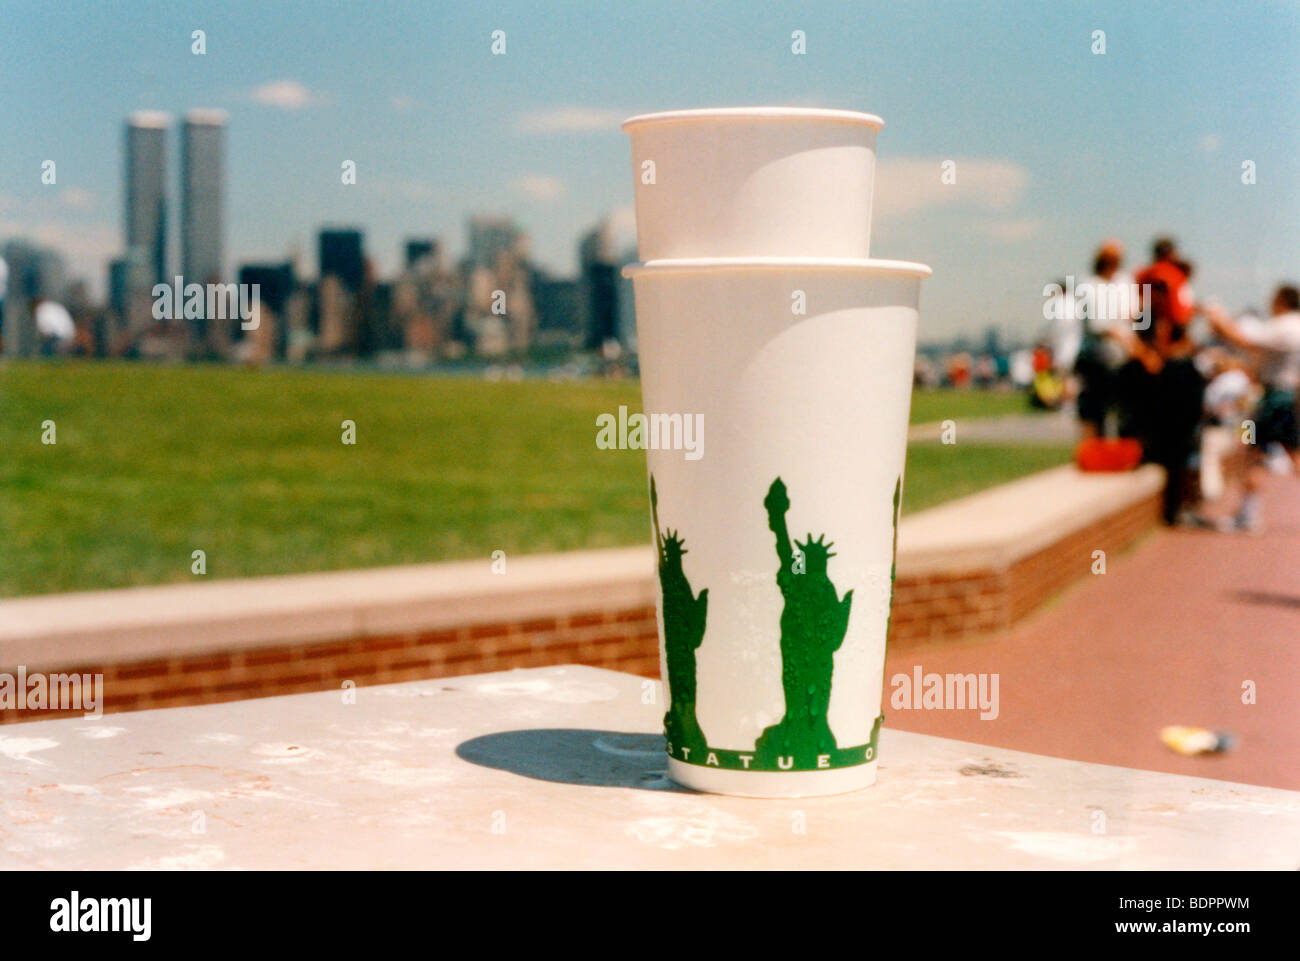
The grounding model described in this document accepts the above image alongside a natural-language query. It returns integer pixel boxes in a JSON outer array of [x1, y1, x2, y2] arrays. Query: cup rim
[[622, 257, 931, 279], [622, 107, 885, 132]]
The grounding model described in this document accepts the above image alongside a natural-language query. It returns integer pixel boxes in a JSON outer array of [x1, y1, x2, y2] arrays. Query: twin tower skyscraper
[[124, 109, 225, 294]]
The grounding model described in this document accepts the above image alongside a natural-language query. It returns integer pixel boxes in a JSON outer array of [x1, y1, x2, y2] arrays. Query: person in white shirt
[[1046, 278, 1081, 374], [1206, 285, 1300, 531], [1074, 241, 1136, 437]]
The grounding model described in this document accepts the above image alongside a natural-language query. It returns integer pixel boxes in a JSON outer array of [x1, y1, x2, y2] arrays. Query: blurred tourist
[[1205, 285, 1300, 531], [1030, 342, 1065, 410], [1197, 350, 1257, 505], [1009, 348, 1034, 391], [1123, 237, 1206, 524], [914, 353, 940, 388], [1046, 277, 1081, 379], [947, 351, 972, 389], [1075, 241, 1136, 438]]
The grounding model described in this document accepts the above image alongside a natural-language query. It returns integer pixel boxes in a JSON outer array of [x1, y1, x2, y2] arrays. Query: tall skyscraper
[[181, 109, 226, 288], [238, 262, 294, 318], [125, 111, 169, 288], [467, 216, 520, 269], [318, 228, 365, 291], [239, 261, 295, 360], [404, 238, 438, 270], [531, 269, 583, 348], [1, 240, 66, 356], [106, 248, 153, 346], [579, 221, 619, 350]]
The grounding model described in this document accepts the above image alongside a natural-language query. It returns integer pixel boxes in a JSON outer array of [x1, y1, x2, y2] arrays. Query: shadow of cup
[[455, 729, 688, 791]]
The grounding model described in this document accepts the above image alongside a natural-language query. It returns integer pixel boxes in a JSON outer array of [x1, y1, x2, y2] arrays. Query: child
[[1198, 350, 1257, 504], [1205, 285, 1300, 531]]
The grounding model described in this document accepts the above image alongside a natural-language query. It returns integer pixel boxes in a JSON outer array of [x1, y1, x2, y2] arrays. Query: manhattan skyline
[[1, 0, 1297, 339]]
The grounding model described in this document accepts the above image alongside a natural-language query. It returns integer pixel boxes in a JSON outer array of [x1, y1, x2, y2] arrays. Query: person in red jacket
[[1117, 238, 1206, 524]]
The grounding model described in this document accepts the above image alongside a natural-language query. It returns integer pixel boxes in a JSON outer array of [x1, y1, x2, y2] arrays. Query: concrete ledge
[[0, 465, 1164, 719], [0, 546, 656, 669], [899, 464, 1164, 576], [2, 666, 1295, 869]]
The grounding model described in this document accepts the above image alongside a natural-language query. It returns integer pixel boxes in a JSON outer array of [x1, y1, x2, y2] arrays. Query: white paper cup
[[623, 108, 884, 261], [625, 257, 929, 797]]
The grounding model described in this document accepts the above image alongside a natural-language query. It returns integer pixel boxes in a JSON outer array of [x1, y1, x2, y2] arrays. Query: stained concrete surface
[[2, 665, 1296, 869]]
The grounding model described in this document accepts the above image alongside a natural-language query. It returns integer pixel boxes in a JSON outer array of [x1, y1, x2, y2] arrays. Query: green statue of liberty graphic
[[755, 477, 854, 765], [884, 476, 902, 642], [650, 475, 708, 753]]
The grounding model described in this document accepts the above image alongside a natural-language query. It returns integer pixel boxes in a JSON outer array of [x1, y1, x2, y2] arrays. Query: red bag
[[1075, 437, 1143, 472]]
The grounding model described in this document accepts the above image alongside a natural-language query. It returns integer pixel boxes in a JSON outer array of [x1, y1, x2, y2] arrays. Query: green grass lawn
[[908, 387, 1029, 425], [0, 361, 1064, 597]]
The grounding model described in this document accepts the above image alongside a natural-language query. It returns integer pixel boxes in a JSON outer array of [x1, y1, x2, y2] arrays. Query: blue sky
[[1, 0, 1297, 339]]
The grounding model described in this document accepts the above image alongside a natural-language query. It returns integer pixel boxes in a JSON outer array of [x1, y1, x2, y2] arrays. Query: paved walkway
[[909, 409, 1077, 444], [884, 472, 1300, 791]]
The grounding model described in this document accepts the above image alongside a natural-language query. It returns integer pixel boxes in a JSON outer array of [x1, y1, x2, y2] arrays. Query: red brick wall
[[890, 489, 1161, 644], [889, 570, 1011, 645], [1, 607, 662, 724], [1, 489, 1160, 724], [1006, 490, 1159, 623]]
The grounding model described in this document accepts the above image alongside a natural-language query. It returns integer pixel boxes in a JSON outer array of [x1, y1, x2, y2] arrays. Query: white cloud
[[249, 80, 326, 110], [391, 94, 415, 113], [516, 107, 626, 134], [874, 157, 1029, 219], [1199, 133, 1222, 154], [513, 174, 566, 202]]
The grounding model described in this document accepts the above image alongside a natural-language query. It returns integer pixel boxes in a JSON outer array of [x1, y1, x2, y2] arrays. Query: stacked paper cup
[[622, 107, 930, 798]]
